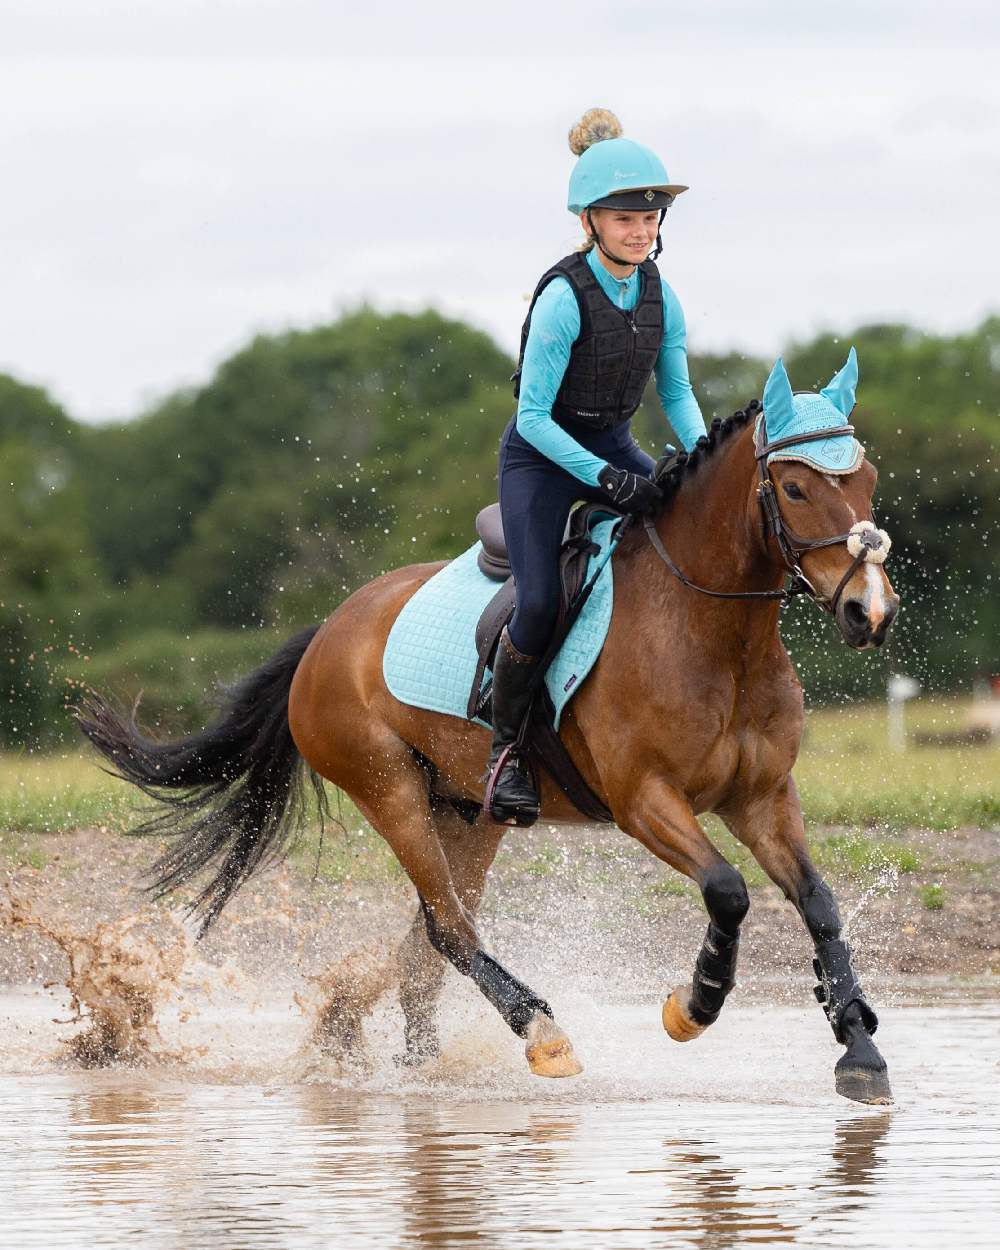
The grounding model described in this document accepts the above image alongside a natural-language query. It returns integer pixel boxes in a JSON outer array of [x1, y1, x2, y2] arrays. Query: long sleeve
[[654, 283, 706, 452], [514, 279, 607, 486]]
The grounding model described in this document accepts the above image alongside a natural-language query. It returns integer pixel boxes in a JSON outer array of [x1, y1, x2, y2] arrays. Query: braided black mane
[[654, 398, 761, 506]]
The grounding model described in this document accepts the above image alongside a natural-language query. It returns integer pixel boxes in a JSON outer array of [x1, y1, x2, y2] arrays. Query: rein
[[644, 411, 889, 614]]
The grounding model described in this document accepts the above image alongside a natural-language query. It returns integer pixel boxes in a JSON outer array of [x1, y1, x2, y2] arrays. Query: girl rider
[[486, 108, 707, 825]]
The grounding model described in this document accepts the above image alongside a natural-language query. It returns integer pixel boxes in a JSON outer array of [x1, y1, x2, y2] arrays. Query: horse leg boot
[[485, 627, 540, 827], [718, 786, 892, 1105], [663, 863, 749, 1041], [419, 899, 582, 1077], [397, 813, 505, 1066], [799, 872, 891, 1104], [613, 777, 749, 1043]]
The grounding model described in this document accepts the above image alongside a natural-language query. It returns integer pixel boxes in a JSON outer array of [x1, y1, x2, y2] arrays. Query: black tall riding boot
[[485, 627, 541, 826]]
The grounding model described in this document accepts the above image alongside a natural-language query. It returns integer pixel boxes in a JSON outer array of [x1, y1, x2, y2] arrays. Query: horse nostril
[[882, 597, 900, 629], [843, 599, 868, 632]]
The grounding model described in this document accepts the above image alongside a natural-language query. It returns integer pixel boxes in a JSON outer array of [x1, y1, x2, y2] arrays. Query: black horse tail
[[77, 625, 328, 935]]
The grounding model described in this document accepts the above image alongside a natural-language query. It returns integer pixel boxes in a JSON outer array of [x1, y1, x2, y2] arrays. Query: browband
[[756, 424, 855, 460]]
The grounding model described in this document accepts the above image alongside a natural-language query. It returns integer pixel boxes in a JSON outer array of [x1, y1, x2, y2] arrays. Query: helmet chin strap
[[585, 209, 633, 267], [586, 208, 667, 267]]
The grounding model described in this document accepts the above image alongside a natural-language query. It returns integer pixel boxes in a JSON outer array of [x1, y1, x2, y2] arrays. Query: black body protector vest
[[512, 252, 663, 429]]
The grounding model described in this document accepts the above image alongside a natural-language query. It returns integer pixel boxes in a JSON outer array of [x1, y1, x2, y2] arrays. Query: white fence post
[[887, 674, 921, 752]]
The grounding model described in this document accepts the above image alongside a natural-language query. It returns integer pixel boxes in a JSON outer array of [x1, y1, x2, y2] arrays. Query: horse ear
[[763, 358, 795, 431], [821, 345, 859, 416]]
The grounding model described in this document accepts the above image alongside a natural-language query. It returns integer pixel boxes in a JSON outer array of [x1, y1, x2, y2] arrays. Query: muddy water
[[1, 984, 997, 1248]]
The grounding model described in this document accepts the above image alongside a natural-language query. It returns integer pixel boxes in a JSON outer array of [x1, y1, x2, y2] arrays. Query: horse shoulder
[[734, 651, 805, 783]]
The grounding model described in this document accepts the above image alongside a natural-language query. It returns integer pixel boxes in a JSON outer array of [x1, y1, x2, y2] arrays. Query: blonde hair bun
[[568, 108, 623, 156]]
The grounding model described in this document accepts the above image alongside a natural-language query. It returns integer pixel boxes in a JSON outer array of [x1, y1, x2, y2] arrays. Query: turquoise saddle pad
[[382, 519, 617, 729]]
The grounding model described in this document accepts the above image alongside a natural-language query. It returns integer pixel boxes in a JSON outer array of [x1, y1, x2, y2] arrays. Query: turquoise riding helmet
[[567, 137, 688, 214]]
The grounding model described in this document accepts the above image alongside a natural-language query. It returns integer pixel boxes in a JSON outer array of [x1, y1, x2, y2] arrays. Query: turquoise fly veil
[[759, 348, 865, 474]]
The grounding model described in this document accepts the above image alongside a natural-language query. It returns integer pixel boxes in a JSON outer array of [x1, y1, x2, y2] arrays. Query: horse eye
[[783, 481, 806, 501]]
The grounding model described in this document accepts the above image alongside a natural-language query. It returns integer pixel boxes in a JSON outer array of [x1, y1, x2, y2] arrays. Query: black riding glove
[[597, 464, 662, 515]]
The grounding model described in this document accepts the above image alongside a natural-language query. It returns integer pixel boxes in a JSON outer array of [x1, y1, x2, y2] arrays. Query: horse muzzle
[[831, 523, 898, 649], [836, 571, 899, 649]]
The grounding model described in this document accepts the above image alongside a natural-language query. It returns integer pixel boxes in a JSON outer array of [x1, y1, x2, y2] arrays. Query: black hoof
[[835, 1059, 893, 1105]]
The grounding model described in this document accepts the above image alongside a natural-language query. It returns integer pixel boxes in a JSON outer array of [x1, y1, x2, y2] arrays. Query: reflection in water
[[400, 1102, 488, 1246], [1, 1000, 997, 1248], [652, 1143, 796, 1247], [827, 1111, 893, 1199]]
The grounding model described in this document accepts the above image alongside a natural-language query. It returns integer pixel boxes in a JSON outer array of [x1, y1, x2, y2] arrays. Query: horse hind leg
[[309, 797, 496, 1067], [347, 731, 582, 1079], [396, 803, 505, 1066], [312, 946, 397, 1063]]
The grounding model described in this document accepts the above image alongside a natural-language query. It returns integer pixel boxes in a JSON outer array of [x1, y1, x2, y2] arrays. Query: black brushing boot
[[485, 627, 541, 826]]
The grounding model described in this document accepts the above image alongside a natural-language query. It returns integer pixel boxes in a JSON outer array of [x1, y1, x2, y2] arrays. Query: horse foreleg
[[619, 777, 749, 1043], [724, 780, 892, 1105], [354, 737, 582, 1078], [397, 809, 505, 1066]]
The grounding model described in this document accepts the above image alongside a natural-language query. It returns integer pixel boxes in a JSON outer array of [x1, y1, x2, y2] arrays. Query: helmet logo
[[644, 190, 655, 202]]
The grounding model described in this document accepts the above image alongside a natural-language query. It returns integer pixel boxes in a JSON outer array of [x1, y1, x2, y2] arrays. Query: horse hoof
[[835, 1063, 893, 1105], [662, 986, 707, 1043], [394, 1047, 436, 1069], [526, 1036, 583, 1078], [524, 1012, 583, 1079]]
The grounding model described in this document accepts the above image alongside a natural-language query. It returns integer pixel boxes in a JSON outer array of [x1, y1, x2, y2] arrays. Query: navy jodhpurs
[[498, 415, 656, 655]]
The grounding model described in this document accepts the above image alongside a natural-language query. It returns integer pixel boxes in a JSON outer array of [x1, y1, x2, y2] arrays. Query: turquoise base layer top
[[515, 247, 706, 485], [382, 520, 617, 729]]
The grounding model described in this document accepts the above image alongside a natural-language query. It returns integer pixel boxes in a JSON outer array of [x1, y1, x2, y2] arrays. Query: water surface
[[2, 986, 997, 1247]]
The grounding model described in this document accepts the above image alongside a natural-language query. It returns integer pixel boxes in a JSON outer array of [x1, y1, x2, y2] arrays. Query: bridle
[[642, 404, 891, 615]]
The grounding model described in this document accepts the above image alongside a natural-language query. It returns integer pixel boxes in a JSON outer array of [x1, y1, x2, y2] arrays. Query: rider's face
[[583, 208, 662, 262]]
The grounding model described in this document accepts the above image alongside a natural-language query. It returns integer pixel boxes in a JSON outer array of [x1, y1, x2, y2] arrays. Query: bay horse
[[80, 369, 899, 1104]]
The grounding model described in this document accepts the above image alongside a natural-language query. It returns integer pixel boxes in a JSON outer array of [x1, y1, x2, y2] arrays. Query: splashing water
[[3, 883, 192, 1066], [842, 857, 902, 939], [294, 942, 398, 1069]]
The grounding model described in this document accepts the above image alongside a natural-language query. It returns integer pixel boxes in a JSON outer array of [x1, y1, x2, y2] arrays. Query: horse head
[[760, 349, 898, 649]]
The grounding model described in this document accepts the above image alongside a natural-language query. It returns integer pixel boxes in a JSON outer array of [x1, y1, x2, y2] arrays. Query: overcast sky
[[2, 0, 998, 422]]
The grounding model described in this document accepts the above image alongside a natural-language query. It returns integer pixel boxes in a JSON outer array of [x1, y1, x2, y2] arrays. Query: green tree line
[[2, 308, 998, 747]]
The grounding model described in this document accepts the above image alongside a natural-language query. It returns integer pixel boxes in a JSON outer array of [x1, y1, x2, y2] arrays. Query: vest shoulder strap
[[512, 253, 592, 397], [637, 258, 662, 307]]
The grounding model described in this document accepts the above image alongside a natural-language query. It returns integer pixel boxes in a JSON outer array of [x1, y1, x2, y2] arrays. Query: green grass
[[919, 883, 946, 910], [703, 825, 921, 890], [811, 833, 921, 875], [0, 751, 140, 835], [794, 698, 1000, 831], [292, 819, 402, 886]]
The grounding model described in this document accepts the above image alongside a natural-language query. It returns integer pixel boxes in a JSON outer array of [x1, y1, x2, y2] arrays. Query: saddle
[[466, 500, 624, 823]]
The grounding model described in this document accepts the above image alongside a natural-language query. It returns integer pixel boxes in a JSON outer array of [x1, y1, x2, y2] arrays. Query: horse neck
[[619, 424, 785, 656]]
